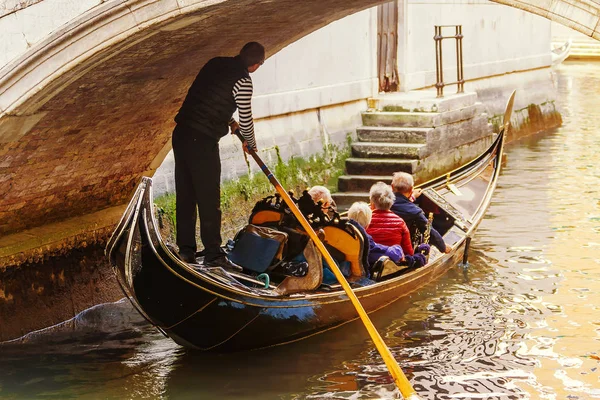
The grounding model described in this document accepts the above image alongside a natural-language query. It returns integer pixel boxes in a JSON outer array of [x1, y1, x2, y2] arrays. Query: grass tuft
[[154, 136, 352, 242]]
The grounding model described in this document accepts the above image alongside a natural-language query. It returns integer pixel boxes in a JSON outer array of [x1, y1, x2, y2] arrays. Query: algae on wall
[[488, 101, 562, 141], [154, 136, 352, 244]]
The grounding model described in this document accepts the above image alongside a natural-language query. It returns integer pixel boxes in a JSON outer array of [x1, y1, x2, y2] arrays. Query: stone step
[[551, 39, 600, 59], [338, 175, 393, 192], [356, 126, 430, 143], [569, 54, 600, 60], [554, 45, 600, 54], [570, 43, 600, 49], [361, 104, 478, 128], [331, 192, 370, 211], [570, 50, 600, 57], [352, 142, 426, 159], [552, 39, 598, 45], [345, 157, 417, 175], [373, 90, 477, 113]]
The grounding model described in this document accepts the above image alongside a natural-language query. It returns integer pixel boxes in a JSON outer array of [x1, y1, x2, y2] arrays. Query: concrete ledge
[[361, 104, 480, 128], [351, 142, 426, 159], [374, 91, 478, 113], [357, 126, 430, 143], [0, 204, 125, 269], [338, 174, 393, 192], [345, 157, 417, 175], [332, 192, 369, 210], [503, 101, 562, 141]]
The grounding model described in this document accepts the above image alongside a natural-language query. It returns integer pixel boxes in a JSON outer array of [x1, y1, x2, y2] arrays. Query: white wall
[[251, 10, 378, 119], [399, 0, 552, 91]]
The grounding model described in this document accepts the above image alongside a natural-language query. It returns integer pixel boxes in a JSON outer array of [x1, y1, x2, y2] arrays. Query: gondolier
[[172, 41, 265, 269]]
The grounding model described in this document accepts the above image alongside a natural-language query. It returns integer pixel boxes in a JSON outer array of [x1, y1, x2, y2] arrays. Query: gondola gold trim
[[125, 129, 502, 309], [199, 313, 262, 351], [141, 206, 465, 309], [164, 297, 218, 330]]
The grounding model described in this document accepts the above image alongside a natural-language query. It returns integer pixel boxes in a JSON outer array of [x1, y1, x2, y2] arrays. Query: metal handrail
[[434, 25, 464, 98]]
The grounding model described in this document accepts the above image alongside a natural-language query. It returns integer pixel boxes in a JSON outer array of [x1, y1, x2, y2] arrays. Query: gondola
[[106, 100, 511, 352], [552, 38, 572, 65]]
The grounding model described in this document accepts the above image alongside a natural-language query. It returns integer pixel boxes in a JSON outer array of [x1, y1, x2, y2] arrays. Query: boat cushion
[[227, 225, 288, 273], [249, 209, 283, 226], [322, 224, 367, 278]]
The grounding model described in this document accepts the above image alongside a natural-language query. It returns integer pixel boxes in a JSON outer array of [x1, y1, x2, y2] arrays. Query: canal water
[[1, 61, 599, 399]]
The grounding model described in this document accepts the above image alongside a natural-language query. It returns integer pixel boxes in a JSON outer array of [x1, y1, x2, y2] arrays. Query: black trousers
[[172, 124, 223, 261]]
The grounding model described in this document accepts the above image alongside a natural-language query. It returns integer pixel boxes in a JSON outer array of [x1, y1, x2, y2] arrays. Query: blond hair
[[347, 202, 372, 228], [369, 182, 395, 210]]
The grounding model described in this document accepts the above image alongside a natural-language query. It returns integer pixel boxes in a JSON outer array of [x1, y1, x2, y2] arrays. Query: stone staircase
[[552, 22, 600, 60], [553, 38, 600, 59], [333, 91, 492, 210]]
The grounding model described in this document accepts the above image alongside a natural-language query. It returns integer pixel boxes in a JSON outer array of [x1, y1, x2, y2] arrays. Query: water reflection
[[2, 62, 600, 399]]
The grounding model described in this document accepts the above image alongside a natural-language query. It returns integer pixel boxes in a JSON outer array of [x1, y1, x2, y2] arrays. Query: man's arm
[[429, 227, 448, 253], [232, 77, 257, 150], [414, 211, 429, 233]]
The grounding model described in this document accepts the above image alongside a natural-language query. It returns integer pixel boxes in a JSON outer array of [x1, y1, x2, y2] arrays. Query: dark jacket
[[175, 56, 249, 139], [391, 193, 446, 253]]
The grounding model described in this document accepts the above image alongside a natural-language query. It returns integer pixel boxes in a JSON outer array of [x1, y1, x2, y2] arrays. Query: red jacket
[[366, 209, 414, 256]]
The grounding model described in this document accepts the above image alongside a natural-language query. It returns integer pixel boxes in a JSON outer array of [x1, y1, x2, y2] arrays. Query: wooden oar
[[234, 132, 421, 399]]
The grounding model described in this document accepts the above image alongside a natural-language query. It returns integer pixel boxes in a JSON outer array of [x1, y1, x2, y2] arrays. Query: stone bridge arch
[[0, 0, 598, 249], [491, 0, 599, 40], [0, 0, 387, 241]]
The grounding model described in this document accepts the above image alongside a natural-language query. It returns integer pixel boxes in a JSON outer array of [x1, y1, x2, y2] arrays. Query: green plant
[[382, 105, 410, 112], [154, 137, 352, 241]]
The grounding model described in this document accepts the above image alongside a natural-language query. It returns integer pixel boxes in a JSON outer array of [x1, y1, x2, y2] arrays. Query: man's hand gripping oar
[[230, 121, 253, 167]]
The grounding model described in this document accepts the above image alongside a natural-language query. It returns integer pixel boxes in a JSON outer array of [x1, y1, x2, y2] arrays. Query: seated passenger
[[390, 172, 452, 254], [347, 202, 426, 269], [366, 182, 414, 256], [307, 185, 336, 218]]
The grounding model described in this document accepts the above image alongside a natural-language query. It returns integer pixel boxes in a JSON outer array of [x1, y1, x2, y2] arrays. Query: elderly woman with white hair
[[366, 182, 414, 257], [307, 185, 336, 218]]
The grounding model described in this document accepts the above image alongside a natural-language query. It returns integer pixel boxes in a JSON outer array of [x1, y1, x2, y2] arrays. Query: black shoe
[[178, 251, 197, 264], [204, 256, 243, 272]]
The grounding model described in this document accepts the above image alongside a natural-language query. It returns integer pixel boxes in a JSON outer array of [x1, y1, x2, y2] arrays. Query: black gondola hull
[[107, 130, 505, 352]]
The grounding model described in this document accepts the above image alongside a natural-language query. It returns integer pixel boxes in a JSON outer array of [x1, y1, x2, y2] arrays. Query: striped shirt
[[230, 77, 257, 150]]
